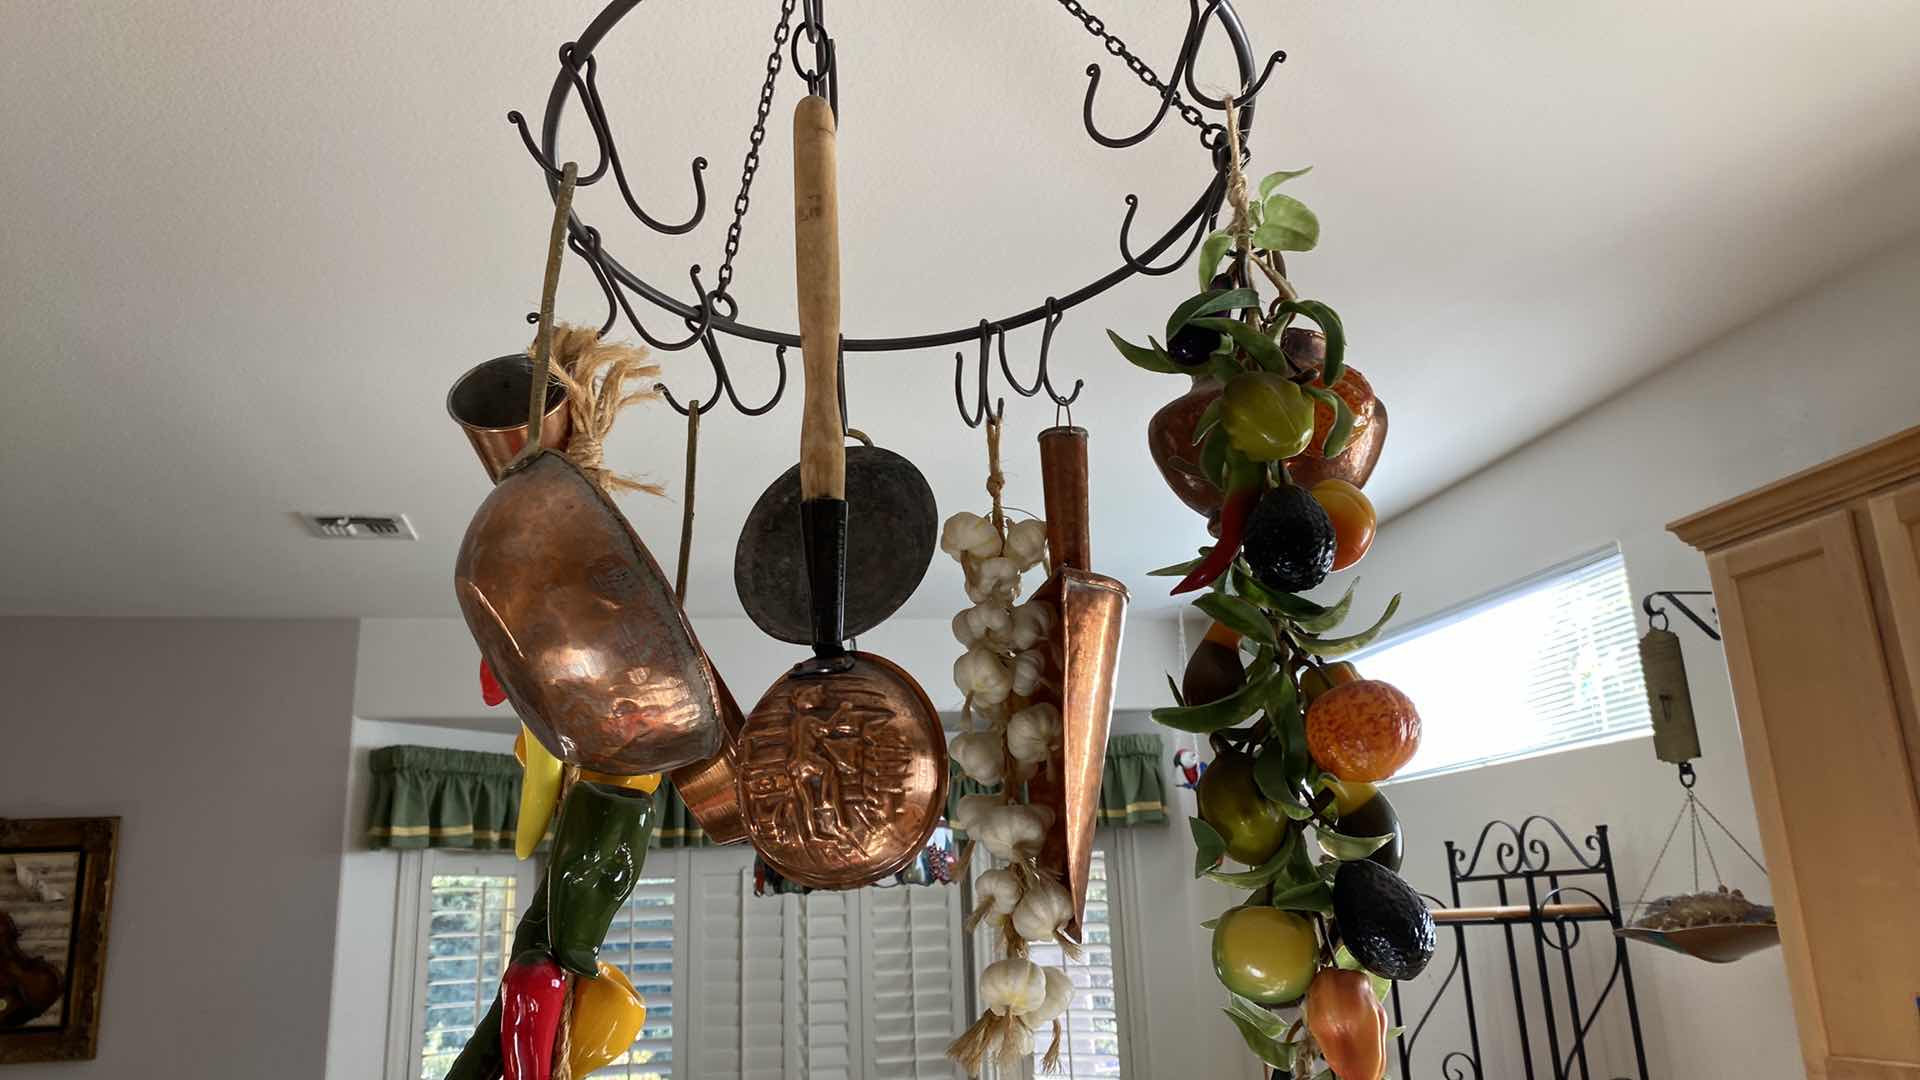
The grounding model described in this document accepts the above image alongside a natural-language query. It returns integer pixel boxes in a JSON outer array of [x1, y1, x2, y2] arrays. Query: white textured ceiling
[[2, 0, 1918, 619]]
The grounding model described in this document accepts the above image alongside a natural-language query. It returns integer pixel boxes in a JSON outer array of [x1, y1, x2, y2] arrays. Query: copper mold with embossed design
[[736, 652, 947, 889], [1025, 425, 1129, 943], [447, 354, 573, 483], [455, 451, 723, 775]]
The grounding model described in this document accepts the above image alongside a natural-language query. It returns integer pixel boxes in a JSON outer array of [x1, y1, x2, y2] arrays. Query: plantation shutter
[[682, 856, 785, 1079], [1354, 547, 1651, 779], [860, 882, 970, 1079]]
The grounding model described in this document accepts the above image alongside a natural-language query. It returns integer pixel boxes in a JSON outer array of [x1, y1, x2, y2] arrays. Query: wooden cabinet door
[[1709, 509, 1920, 1078], [1869, 480, 1920, 799]]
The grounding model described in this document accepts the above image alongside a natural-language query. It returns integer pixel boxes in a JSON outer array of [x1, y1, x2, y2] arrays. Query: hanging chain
[[712, 0, 801, 314], [1054, 0, 1224, 146]]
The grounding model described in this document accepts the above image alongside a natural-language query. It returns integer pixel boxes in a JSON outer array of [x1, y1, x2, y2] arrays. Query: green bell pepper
[[548, 781, 658, 977], [1222, 371, 1315, 462]]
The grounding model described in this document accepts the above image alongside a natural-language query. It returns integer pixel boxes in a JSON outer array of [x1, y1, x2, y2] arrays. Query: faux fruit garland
[[1111, 143, 1436, 1079]]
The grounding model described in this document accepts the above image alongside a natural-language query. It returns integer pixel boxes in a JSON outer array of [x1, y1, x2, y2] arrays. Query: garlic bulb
[[942, 511, 1002, 562], [1011, 873, 1072, 942], [951, 793, 1003, 836], [1009, 649, 1045, 697], [1009, 600, 1056, 651], [953, 646, 1012, 705], [997, 1017, 1036, 1057], [1006, 702, 1062, 764], [974, 803, 1049, 861], [1023, 965, 1075, 1025], [951, 610, 973, 646], [973, 867, 1023, 920], [950, 731, 1006, 786], [979, 957, 1049, 1016], [959, 601, 1013, 645], [971, 556, 1020, 599], [1006, 518, 1049, 571]]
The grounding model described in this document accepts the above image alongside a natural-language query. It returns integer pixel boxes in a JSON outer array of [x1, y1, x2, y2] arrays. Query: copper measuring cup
[[452, 162, 723, 777], [1024, 425, 1130, 941], [735, 95, 948, 890], [447, 354, 573, 482]]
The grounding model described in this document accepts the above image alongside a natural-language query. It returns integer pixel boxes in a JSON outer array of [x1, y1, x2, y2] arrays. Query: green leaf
[[1259, 166, 1313, 200], [1153, 647, 1276, 733], [1189, 317, 1289, 374], [1222, 1009, 1293, 1069], [1191, 816, 1228, 877], [1292, 579, 1358, 635], [1252, 746, 1295, 807], [1192, 396, 1225, 445], [1280, 691, 1312, 788], [1200, 916, 1221, 930], [1291, 594, 1401, 657], [1147, 555, 1203, 577], [1197, 229, 1234, 288], [1194, 592, 1277, 647], [1276, 300, 1346, 384], [1165, 672, 1186, 707], [1269, 878, 1335, 915], [1199, 426, 1232, 492], [1254, 194, 1320, 253], [1302, 386, 1356, 457], [1334, 945, 1362, 971], [1168, 288, 1261, 343], [1227, 991, 1289, 1039], [1205, 830, 1294, 888], [1232, 564, 1328, 618], [1108, 329, 1184, 375], [1317, 827, 1394, 861]]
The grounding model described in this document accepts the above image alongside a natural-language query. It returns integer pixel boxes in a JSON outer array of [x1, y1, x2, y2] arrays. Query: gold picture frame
[[0, 817, 118, 1064]]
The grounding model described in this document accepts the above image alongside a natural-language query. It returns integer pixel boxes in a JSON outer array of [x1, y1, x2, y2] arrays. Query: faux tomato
[[1310, 479, 1377, 571]]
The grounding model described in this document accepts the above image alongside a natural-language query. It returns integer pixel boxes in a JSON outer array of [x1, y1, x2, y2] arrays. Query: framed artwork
[[0, 817, 118, 1064]]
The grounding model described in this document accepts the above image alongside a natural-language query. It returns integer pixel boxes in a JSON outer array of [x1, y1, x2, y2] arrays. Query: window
[[1024, 848, 1123, 1079], [1352, 548, 1650, 781], [585, 871, 681, 1078], [420, 869, 521, 1079]]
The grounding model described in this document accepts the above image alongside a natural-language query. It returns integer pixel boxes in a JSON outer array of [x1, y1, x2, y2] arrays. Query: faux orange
[[1305, 680, 1421, 782], [1309, 480, 1377, 571]]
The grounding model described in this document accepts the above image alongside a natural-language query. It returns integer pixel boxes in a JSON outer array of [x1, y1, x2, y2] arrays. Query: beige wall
[[0, 617, 359, 1080]]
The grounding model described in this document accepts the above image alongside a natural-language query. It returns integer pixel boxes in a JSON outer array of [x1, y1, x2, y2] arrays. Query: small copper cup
[[447, 355, 571, 483], [666, 662, 749, 845]]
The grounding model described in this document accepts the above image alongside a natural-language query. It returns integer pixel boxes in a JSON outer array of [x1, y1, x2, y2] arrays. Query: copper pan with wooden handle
[[734, 96, 948, 890], [1025, 425, 1130, 941]]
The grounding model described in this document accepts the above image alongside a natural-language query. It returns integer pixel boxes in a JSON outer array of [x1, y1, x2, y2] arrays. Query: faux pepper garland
[[943, 416, 1078, 1075]]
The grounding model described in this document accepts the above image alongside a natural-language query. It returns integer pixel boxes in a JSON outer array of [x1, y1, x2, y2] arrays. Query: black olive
[[1167, 322, 1222, 367], [1243, 485, 1336, 594]]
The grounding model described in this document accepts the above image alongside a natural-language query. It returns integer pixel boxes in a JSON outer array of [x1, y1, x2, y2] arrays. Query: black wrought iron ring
[[534, 0, 1262, 352]]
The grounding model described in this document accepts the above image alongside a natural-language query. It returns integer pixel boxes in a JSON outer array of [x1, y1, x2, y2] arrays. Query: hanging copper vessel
[[447, 354, 573, 482], [1026, 425, 1129, 941]]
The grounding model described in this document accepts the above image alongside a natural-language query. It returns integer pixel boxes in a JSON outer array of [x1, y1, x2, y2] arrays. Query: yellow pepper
[[515, 724, 564, 860], [579, 769, 662, 795], [569, 960, 647, 1075]]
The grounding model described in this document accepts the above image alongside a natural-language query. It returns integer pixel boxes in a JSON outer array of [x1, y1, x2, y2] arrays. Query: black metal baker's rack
[[505, 0, 1284, 425], [1391, 816, 1652, 1080]]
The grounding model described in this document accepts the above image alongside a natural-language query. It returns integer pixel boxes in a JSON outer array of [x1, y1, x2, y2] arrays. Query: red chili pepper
[[480, 659, 507, 707], [1172, 484, 1260, 595], [499, 953, 567, 1080]]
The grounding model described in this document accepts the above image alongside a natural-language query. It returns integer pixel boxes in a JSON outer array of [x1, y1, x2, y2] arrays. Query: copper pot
[[665, 663, 749, 844], [455, 451, 723, 774], [447, 355, 572, 482]]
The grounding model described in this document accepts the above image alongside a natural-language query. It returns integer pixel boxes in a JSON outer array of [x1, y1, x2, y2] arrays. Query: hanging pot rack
[[505, 0, 1283, 423]]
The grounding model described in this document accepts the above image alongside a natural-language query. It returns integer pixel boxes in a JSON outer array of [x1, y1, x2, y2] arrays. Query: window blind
[[421, 872, 521, 1080], [1353, 548, 1651, 781], [1025, 848, 1124, 1079], [590, 870, 682, 1079]]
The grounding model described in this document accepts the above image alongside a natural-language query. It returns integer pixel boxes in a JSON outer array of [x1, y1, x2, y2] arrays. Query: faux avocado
[[1243, 485, 1336, 594], [1336, 790, 1404, 873], [1332, 859, 1435, 980]]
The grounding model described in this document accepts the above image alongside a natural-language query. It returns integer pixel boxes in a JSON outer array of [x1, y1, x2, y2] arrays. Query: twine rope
[[1223, 99, 1253, 256], [985, 412, 1007, 537], [538, 325, 666, 497]]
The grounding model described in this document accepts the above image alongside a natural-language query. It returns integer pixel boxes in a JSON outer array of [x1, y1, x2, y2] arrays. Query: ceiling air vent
[[300, 513, 418, 541]]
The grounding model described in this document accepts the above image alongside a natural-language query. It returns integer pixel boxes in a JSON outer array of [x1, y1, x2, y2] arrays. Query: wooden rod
[[1429, 901, 1607, 924]]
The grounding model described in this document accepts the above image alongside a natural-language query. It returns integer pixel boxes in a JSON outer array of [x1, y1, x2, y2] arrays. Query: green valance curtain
[[946, 730, 1170, 834], [365, 745, 720, 851], [368, 730, 1169, 852]]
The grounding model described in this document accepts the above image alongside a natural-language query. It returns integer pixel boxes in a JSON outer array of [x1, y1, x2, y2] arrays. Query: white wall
[[1331, 234, 1920, 1079], [0, 617, 359, 1080]]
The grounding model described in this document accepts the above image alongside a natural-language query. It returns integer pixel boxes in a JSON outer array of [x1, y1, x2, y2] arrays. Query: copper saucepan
[[1024, 425, 1130, 941], [452, 163, 723, 777], [735, 95, 948, 890]]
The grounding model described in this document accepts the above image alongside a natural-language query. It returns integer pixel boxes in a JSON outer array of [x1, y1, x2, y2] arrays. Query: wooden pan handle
[[793, 95, 844, 501]]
